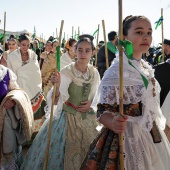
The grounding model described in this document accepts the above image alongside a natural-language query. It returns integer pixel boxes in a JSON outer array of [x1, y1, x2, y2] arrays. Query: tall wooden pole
[[56, 28, 58, 38], [39, 35, 42, 56], [75, 30, 76, 38], [72, 26, 74, 38], [95, 24, 100, 67], [102, 20, 109, 69], [43, 20, 64, 170], [78, 26, 80, 36], [161, 8, 164, 62], [42, 33, 43, 43], [3, 12, 6, 53], [118, 0, 124, 169]]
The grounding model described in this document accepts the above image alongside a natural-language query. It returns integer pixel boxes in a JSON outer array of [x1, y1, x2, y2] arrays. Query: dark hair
[[78, 34, 94, 41], [7, 34, 17, 43], [69, 38, 77, 47], [18, 33, 30, 42], [98, 40, 104, 47], [123, 15, 150, 36], [164, 39, 170, 45], [5, 42, 8, 51], [9, 34, 16, 39], [30, 43, 33, 49], [108, 31, 117, 41], [52, 39, 59, 46], [46, 41, 52, 45], [75, 37, 95, 50], [34, 38, 40, 43], [47, 36, 54, 43]]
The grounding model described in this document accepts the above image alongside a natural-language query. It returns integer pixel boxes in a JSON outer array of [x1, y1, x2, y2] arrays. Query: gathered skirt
[[21, 110, 98, 170]]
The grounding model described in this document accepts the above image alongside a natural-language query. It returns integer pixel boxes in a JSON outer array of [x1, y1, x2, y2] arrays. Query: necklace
[[21, 53, 27, 58], [21, 51, 29, 61], [21, 50, 28, 58]]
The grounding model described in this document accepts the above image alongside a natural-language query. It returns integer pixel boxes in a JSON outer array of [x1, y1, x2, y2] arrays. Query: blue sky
[[0, 0, 170, 46]]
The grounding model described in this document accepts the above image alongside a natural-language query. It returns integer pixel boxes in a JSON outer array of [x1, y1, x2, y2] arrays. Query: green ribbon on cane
[[118, 40, 149, 89], [56, 46, 61, 71]]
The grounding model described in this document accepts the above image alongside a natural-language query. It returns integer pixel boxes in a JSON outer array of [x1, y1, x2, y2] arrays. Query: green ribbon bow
[[118, 39, 133, 59], [118, 39, 149, 89]]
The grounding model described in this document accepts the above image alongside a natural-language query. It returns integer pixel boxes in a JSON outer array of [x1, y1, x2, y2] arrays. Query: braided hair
[[123, 15, 151, 36]]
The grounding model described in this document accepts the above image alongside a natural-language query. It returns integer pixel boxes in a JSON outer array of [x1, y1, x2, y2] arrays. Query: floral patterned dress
[[21, 63, 100, 170], [81, 54, 170, 170]]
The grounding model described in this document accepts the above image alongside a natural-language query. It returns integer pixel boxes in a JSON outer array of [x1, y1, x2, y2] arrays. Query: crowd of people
[[0, 14, 170, 170]]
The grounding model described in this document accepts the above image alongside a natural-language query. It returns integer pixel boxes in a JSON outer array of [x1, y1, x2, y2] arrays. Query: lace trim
[[100, 85, 144, 105], [91, 53, 166, 131]]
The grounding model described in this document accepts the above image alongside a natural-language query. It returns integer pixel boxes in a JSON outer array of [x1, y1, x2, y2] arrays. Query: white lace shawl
[[91, 53, 166, 131], [161, 91, 170, 128], [45, 62, 100, 119]]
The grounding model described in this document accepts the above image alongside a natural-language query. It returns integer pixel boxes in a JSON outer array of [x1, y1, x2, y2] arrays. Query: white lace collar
[[76, 68, 90, 81], [91, 52, 165, 131]]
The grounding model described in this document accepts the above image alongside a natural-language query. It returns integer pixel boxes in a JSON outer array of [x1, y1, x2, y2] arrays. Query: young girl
[[0, 64, 34, 169], [0, 35, 18, 67], [21, 36, 100, 170], [80, 15, 170, 170], [60, 38, 77, 70], [40, 39, 59, 97], [7, 33, 46, 140]]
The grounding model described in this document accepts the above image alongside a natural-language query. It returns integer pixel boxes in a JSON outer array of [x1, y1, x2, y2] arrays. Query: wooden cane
[[102, 20, 109, 69], [161, 8, 164, 62], [78, 26, 80, 36], [43, 20, 64, 170], [3, 12, 6, 55], [72, 26, 74, 38], [56, 28, 58, 38], [118, 0, 124, 169], [95, 24, 100, 67]]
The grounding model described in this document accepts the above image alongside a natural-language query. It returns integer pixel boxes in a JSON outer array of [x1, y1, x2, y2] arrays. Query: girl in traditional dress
[[21, 36, 100, 170], [80, 15, 170, 170], [0, 64, 34, 169], [60, 38, 77, 70], [39, 39, 53, 69], [40, 39, 60, 97], [0, 35, 18, 67], [7, 33, 46, 141]]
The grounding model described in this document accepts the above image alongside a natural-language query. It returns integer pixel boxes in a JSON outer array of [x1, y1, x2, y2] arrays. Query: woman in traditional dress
[[60, 38, 77, 70], [40, 39, 59, 97], [0, 64, 34, 169], [21, 36, 100, 170], [7, 33, 46, 141], [39, 39, 53, 70], [80, 15, 170, 170], [0, 35, 18, 67]]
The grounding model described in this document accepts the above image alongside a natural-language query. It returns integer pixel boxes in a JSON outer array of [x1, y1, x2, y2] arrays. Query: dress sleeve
[[44, 72, 72, 118], [88, 68, 100, 101], [96, 103, 118, 120], [8, 69, 19, 90]]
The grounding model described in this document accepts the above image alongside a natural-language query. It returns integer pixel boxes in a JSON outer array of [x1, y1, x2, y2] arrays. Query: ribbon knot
[[118, 39, 148, 89]]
